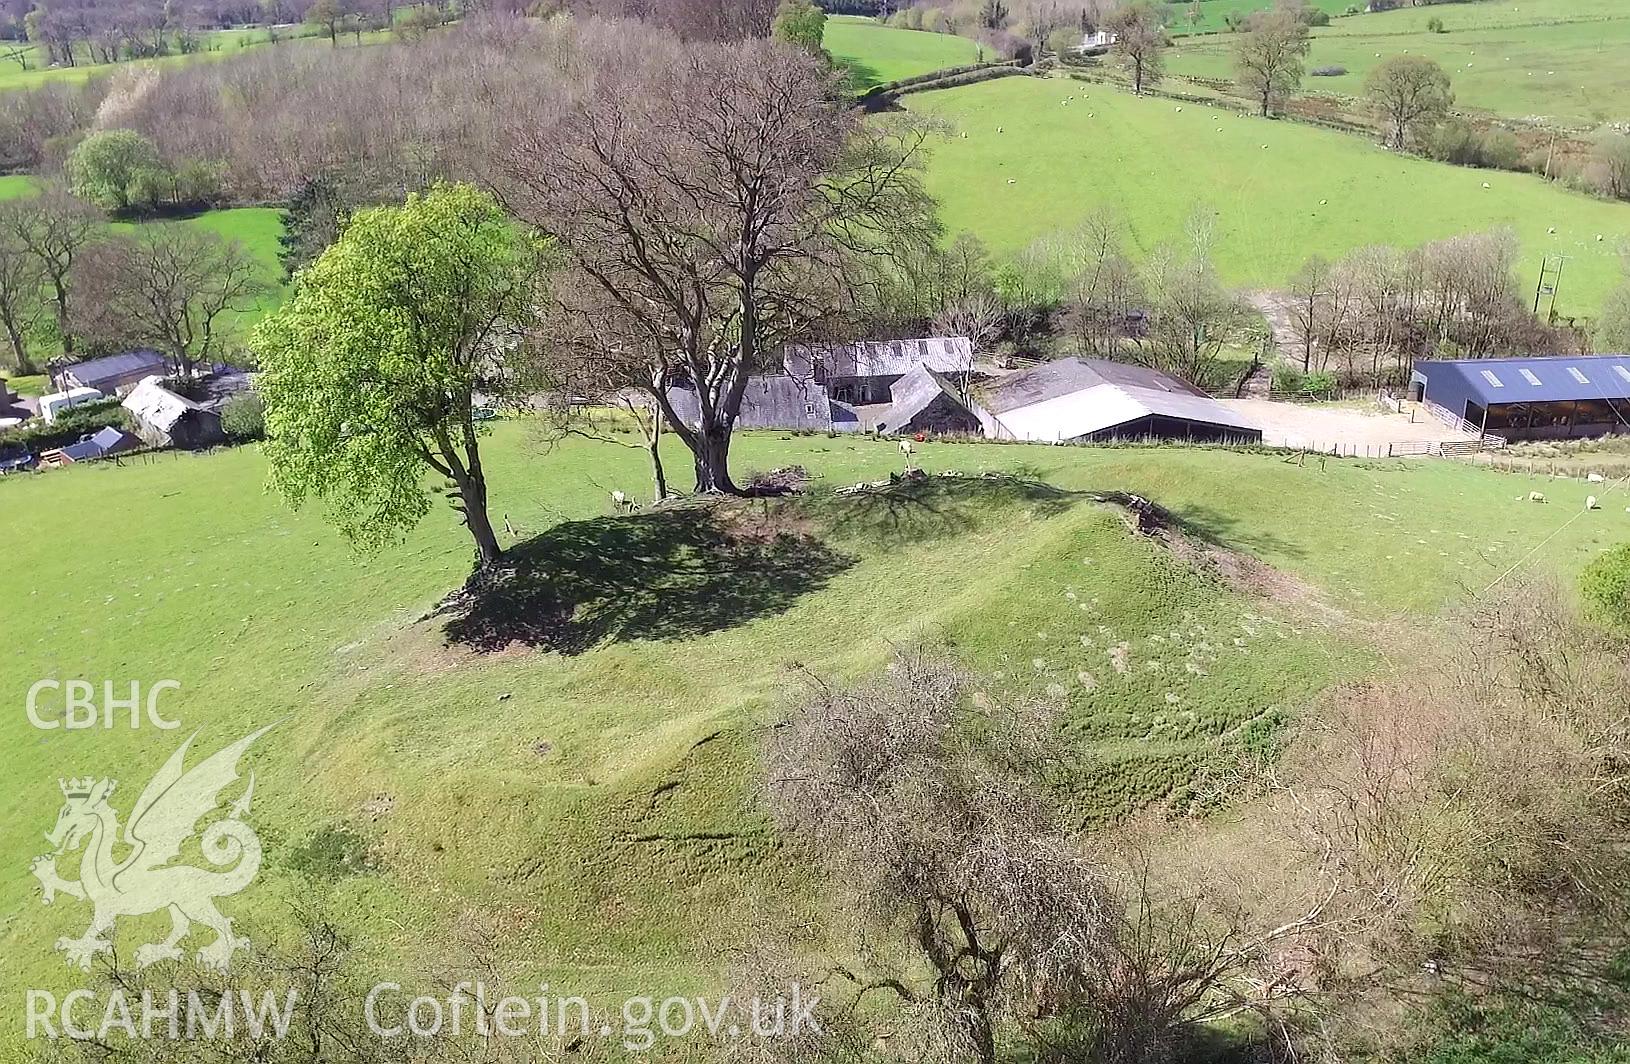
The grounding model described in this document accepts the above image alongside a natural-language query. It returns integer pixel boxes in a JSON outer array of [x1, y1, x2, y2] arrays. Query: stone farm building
[[1410, 355, 1630, 441], [784, 337, 975, 406], [976, 358, 1262, 444], [122, 377, 225, 450]]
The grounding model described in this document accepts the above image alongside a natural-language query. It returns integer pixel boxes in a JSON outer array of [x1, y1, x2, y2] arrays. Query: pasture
[[0, 424, 1620, 1037], [1163, 0, 1350, 36], [823, 15, 983, 89], [1165, 0, 1630, 127], [0, 25, 392, 94], [905, 76, 1630, 314]]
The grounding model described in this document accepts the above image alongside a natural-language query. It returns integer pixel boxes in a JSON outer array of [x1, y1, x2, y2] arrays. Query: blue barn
[[1410, 355, 1630, 441]]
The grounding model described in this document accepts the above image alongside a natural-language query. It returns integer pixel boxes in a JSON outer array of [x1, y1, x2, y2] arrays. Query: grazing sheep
[[611, 489, 636, 513], [1529, 491, 1548, 503], [1587, 495, 1601, 510], [1588, 472, 1606, 483]]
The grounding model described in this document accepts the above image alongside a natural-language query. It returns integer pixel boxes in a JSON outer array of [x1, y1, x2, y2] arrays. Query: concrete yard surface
[[1216, 399, 1477, 456]]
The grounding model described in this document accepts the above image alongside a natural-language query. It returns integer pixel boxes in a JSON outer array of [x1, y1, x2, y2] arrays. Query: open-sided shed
[[1411, 355, 1630, 440]]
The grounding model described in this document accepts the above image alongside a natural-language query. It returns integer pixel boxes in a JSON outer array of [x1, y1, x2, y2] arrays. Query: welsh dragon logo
[[31, 725, 275, 971]]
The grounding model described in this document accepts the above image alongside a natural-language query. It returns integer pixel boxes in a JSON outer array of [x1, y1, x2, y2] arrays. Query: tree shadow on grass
[[436, 505, 855, 655], [822, 471, 1096, 547]]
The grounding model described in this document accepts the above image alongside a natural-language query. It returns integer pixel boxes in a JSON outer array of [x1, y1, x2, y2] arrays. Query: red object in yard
[[914, 433, 925, 443]]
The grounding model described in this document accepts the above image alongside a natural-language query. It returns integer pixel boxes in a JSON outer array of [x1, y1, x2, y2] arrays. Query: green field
[[0, 424, 1622, 1040], [0, 180, 287, 346], [1164, 0, 1351, 36], [906, 76, 1630, 315], [1165, 0, 1630, 127], [0, 25, 393, 94], [824, 14, 983, 89]]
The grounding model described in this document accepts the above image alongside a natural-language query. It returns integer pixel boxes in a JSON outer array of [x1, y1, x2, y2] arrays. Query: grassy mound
[[2, 426, 1622, 1038]]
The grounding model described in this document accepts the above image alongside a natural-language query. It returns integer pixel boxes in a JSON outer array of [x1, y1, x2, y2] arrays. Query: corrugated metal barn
[[976, 358, 1262, 445], [1410, 355, 1630, 440]]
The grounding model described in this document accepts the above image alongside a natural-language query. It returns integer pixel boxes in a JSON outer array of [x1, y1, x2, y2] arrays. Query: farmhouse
[[53, 349, 167, 396], [122, 378, 225, 450], [785, 337, 974, 406], [1410, 355, 1630, 441], [976, 358, 1262, 444]]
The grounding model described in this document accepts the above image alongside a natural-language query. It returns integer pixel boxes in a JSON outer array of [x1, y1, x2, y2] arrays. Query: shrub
[[1305, 9, 1330, 26], [1426, 15, 1444, 32], [1303, 370, 1337, 397], [66, 128, 165, 214], [221, 391, 265, 441], [1310, 65, 1348, 77], [0, 397, 129, 452], [1581, 544, 1630, 633]]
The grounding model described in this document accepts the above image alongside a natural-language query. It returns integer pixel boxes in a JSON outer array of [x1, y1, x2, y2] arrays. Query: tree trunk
[[50, 277, 72, 356], [648, 412, 669, 503], [459, 473, 503, 568], [692, 427, 738, 494]]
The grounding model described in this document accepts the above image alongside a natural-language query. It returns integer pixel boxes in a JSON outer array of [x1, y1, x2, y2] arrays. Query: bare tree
[[1057, 211, 1144, 359], [0, 186, 100, 357], [1232, 6, 1309, 118], [763, 652, 1111, 1064], [1136, 220, 1251, 386], [1107, 1, 1165, 95], [0, 203, 46, 375], [500, 36, 937, 494], [1286, 254, 1330, 371], [74, 225, 265, 378]]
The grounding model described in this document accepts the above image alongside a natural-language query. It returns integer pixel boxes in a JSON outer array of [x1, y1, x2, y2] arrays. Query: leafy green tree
[[253, 183, 546, 568], [1233, 7, 1310, 117], [771, 0, 826, 55], [65, 129, 167, 214], [1365, 54, 1453, 151]]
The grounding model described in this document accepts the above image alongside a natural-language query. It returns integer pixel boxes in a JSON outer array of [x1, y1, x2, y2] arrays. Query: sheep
[[610, 489, 637, 514], [1588, 472, 1606, 483], [1587, 495, 1601, 510], [1529, 491, 1548, 503]]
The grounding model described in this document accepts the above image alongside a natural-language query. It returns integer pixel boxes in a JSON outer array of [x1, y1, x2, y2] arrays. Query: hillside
[[824, 14, 984, 89], [1, 426, 1620, 1040], [1165, 0, 1630, 127], [904, 75, 1630, 315]]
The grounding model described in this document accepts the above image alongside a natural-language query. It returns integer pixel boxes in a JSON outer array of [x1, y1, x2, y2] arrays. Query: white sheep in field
[[1587, 495, 1601, 510], [1588, 472, 1606, 483], [899, 438, 919, 470], [611, 489, 636, 513], [1529, 491, 1548, 503]]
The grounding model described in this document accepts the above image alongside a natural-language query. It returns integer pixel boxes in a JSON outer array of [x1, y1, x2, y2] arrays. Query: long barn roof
[[1414, 355, 1630, 406]]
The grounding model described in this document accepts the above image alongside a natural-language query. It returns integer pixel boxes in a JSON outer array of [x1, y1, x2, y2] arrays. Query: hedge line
[[859, 58, 1025, 100]]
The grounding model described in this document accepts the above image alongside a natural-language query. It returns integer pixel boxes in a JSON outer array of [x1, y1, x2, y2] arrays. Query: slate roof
[[665, 376, 860, 432], [979, 357, 1208, 414], [784, 337, 974, 380], [58, 427, 138, 462], [877, 365, 974, 434], [61, 349, 166, 391], [1414, 355, 1630, 406], [123, 377, 207, 434]]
